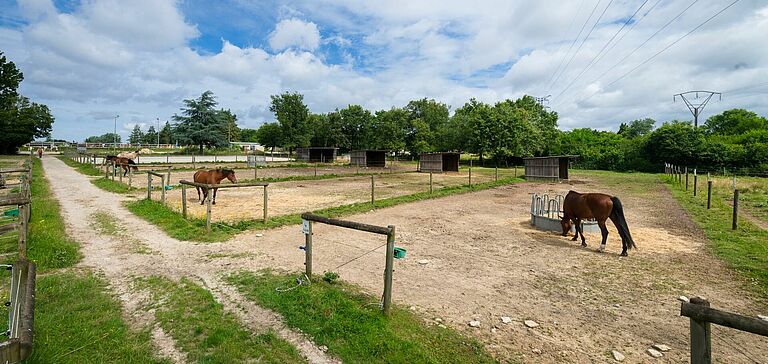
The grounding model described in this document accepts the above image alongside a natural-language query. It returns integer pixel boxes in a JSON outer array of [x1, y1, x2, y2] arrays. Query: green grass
[[91, 177, 134, 193], [226, 270, 498, 364], [663, 175, 768, 299], [27, 273, 170, 364], [136, 276, 305, 363], [25, 158, 81, 270], [57, 155, 102, 176], [126, 176, 523, 242]]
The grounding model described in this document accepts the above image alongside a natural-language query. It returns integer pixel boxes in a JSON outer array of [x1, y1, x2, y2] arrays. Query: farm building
[[296, 147, 338, 163], [350, 150, 387, 167], [523, 155, 577, 181], [419, 152, 460, 172]]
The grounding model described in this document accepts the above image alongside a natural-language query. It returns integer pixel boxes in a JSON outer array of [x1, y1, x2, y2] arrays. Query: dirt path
[[42, 155, 338, 364]]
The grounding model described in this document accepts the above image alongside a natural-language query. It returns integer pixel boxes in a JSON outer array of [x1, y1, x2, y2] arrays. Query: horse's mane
[[216, 168, 235, 176]]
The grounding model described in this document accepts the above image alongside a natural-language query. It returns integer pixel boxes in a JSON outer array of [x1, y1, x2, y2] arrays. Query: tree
[[372, 108, 408, 153], [703, 109, 768, 136], [270, 92, 311, 153], [85, 133, 121, 144], [309, 113, 345, 148], [0, 52, 54, 154], [339, 105, 374, 150], [239, 128, 259, 142], [142, 125, 158, 145], [404, 98, 449, 156], [129, 125, 144, 145], [255, 122, 282, 154], [173, 91, 229, 153], [220, 109, 241, 142], [643, 121, 703, 166], [618, 118, 655, 139], [159, 121, 172, 144]]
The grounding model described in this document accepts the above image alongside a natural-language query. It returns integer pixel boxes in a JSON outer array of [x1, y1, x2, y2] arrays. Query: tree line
[[88, 89, 766, 173]]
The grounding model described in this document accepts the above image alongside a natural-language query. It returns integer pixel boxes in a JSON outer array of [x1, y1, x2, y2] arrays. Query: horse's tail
[[128, 159, 138, 170], [610, 197, 636, 249]]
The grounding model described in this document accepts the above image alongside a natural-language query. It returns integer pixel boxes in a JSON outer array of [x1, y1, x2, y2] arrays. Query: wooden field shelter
[[296, 147, 338, 163], [419, 152, 460, 172], [350, 150, 387, 167], [523, 155, 577, 181]]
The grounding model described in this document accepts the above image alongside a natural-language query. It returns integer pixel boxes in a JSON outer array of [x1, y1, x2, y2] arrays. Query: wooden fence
[[0, 161, 36, 363], [680, 297, 768, 363], [178, 180, 269, 233], [665, 163, 741, 230], [300, 213, 397, 315]]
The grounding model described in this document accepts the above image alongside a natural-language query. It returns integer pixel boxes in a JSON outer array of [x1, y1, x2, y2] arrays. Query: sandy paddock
[[162, 168, 519, 221], [226, 172, 768, 363]]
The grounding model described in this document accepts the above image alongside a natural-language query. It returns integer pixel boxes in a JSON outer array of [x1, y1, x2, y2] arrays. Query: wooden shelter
[[523, 155, 577, 181], [419, 152, 460, 172], [296, 147, 337, 163], [350, 150, 387, 167]]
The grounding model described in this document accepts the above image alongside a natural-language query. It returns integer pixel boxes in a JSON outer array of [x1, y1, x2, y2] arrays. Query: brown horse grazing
[[104, 155, 138, 177], [560, 190, 636, 256], [193, 168, 237, 205]]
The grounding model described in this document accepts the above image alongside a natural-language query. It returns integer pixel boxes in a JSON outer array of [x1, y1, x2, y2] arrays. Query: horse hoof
[[581, 243, 587, 247], [571, 237, 578, 241], [212, 202, 216, 205], [620, 252, 628, 257]]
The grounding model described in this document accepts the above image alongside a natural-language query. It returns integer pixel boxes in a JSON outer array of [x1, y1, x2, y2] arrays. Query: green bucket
[[393, 247, 406, 259], [3, 208, 19, 217]]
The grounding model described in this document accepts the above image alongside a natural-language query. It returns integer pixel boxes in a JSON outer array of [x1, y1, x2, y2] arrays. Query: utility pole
[[673, 91, 721, 128], [113, 114, 119, 152], [533, 95, 551, 109]]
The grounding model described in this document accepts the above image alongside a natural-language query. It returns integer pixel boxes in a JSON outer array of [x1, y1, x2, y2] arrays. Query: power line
[[557, 0, 700, 106], [548, 0, 604, 91], [545, 0, 587, 92], [605, 0, 741, 89], [566, 0, 739, 106], [551, 0, 615, 92], [723, 81, 768, 94], [553, 0, 650, 100]]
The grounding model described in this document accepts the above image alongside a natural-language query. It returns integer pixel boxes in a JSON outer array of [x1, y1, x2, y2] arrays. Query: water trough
[[530, 193, 599, 233]]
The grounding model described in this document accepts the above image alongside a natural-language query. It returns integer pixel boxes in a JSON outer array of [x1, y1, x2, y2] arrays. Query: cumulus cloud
[[268, 18, 321, 51], [0, 0, 765, 140]]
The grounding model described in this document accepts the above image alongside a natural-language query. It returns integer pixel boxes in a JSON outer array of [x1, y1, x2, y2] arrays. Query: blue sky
[[0, 0, 766, 141]]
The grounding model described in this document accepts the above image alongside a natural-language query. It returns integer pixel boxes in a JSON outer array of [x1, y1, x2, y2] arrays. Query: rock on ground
[[647, 348, 663, 358], [524, 320, 539, 328], [611, 350, 625, 362]]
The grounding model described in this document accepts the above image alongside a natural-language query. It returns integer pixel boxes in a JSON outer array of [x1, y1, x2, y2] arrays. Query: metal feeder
[[393, 247, 406, 259]]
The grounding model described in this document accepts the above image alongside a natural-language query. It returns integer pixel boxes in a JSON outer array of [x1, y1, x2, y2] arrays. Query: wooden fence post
[[161, 175, 166, 205], [495, 165, 498, 181], [147, 173, 152, 200], [263, 185, 268, 223], [305, 220, 313, 278], [206, 191, 212, 233], [707, 181, 713, 209], [314, 163, 318, 177], [383, 225, 395, 316], [18, 204, 27, 260], [371, 175, 375, 204], [429, 172, 433, 194], [685, 167, 689, 191], [119, 164, 123, 183], [694, 174, 698, 197], [254, 166, 258, 179], [732, 189, 739, 230], [111, 161, 116, 181], [688, 297, 712, 364], [181, 183, 187, 218], [514, 165, 517, 178], [192, 155, 195, 169], [167, 166, 172, 186]]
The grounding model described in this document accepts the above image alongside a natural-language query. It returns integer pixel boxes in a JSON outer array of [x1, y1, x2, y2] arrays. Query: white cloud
[[1, 0, 766, 141], [268, 18, 321, 51]]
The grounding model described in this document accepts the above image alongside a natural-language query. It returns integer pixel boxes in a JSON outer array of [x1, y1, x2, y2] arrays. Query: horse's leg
[[597, 219, 609, 252], [196, 187, 201, 201], [570, 218, 579, 241], [212, 188, 217, 205], [200, 188, 208, 205]]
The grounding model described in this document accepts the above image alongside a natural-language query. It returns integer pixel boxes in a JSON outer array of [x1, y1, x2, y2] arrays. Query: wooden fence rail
[[681, 297, 768, 364], [300, 212, 396, 315], [179, 180, 269, 232]]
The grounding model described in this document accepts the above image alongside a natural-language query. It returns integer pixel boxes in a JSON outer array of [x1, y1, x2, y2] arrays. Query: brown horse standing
[[193, 168, 237, 205], [104, 155, 138, 177], [560, 190, 636, 256]]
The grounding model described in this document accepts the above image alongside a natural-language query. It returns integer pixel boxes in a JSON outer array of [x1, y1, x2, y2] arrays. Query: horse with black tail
[[560, 190, 636, 256], [103, 155, 139, 177]]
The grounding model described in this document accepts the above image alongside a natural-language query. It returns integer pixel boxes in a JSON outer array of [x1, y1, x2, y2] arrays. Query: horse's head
[[560, 217, 572, 237], [222, 169, 237, 183]]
